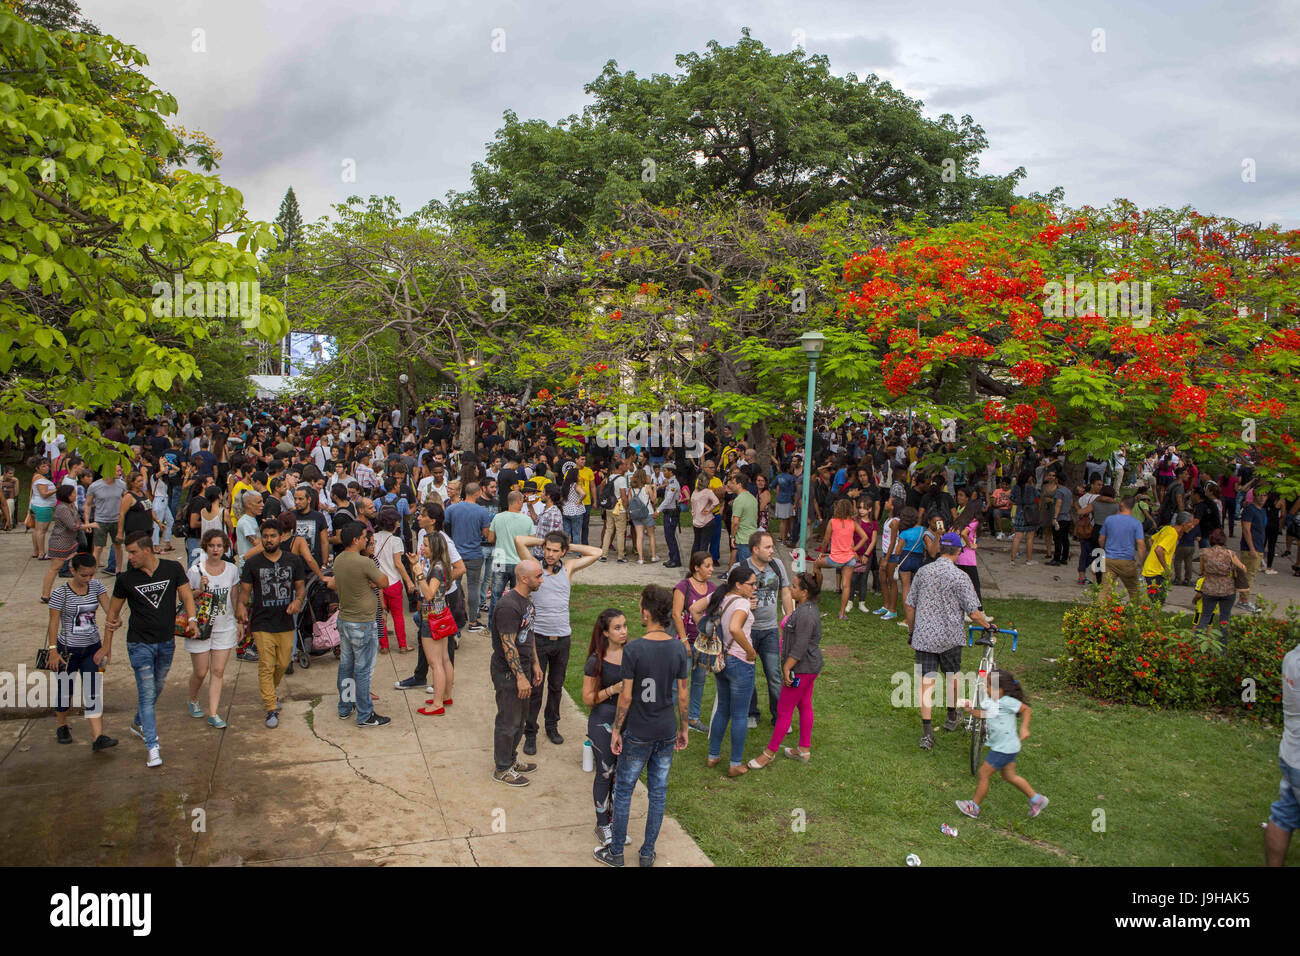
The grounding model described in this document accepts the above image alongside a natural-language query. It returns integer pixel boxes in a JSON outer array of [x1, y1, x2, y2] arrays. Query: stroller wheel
[[297, 649, 311, 669]]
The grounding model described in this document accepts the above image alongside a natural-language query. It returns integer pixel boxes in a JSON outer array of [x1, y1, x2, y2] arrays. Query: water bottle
[[582, 739, 594, 772]]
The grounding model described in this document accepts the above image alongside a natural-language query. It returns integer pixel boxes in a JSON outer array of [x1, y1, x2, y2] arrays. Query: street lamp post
[[399, 373, 409, 429], [795, 331, 824, 572]]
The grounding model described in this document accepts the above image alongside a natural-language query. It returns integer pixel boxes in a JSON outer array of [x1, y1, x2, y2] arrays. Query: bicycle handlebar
[[967, 625, 1018, 651]]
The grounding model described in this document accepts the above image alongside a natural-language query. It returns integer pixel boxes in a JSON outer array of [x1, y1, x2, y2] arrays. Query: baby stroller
[[295, 573, 340, 669]]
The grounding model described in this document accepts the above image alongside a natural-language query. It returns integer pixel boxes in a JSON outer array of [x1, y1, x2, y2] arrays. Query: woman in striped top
[[47, 552, 117, 751]]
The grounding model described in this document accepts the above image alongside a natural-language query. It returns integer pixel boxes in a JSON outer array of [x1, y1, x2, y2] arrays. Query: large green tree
[[450, 29, 1028, 243], [282, 197, 576, 449], [0, 9, 287, 470], [274, 186, 303, 252]]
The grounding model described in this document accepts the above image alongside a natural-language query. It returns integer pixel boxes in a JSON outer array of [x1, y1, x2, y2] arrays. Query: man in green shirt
[[729, 474, 760, 565], [486, 490, 537, 619], [331, 521, 391, 727]]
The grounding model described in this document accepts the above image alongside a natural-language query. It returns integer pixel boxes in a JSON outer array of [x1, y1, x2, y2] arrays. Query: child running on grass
[[955, 668, 1048, 819]]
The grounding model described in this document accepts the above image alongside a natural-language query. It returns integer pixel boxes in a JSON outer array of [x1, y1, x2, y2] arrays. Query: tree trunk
[[457, 387, 476, 455]]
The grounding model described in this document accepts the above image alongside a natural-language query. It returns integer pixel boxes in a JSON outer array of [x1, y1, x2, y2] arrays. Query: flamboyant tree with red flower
[[819, 200, 1300, 490]]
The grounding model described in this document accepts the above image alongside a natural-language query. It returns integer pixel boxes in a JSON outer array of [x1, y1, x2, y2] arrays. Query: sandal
[[747, 750, 775, 770], [782, 747, 811, 762], [378, 646, 389, 654]]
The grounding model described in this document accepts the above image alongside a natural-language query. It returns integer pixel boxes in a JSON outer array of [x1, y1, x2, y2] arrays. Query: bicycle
[[963, 625, 1019, 775]]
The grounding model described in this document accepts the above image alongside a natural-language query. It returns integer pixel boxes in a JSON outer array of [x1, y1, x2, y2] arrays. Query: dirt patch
[[823, 644, 852, 660]]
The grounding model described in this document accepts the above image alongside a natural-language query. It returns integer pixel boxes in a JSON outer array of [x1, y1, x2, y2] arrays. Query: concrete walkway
[[0, 530, 709, 867]]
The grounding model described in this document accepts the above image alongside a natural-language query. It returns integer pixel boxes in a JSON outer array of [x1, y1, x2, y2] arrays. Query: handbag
[[692, 597, 734, 674], [427, 607, 458, 640], [35, 637, 58, 671], [1232, 565, 1247, 590]]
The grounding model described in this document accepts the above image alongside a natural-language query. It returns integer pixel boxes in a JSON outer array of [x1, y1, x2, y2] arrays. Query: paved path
[[0, 530, 709, 867]]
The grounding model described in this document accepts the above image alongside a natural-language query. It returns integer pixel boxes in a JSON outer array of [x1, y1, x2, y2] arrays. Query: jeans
[[151, 497, 172, 546], [610, 734, 676, 860], [127, 640, 175, 749], [734, 544, 752, 567], [460, 557, 485, 624], [1223, 497, 1237, 538], [1198, 592, 1234, 638], [337, 619, 377, 723], [169, 484, 183, 521], [581, 506, 591, 546], [490, 657, 528, 771], [747, 627, 781, 721], [688, 651, 707, 720], [691, 524, 711, 560], [709, 658, 755, 766], [525, 634, 571, 735], [186, 537, 201, 568], [489, 563, 516, 619], [1077, 531, 1100, 580], [562, 513, 583, 546], [477, 556, 492, 610], [663, 508, 681, 564], [708, 514, 722, 562]]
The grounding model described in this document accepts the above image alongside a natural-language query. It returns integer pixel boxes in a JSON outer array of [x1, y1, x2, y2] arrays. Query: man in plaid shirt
[[354, 454, 378, 493], [905, 532, 995, 751], [531, 485, 565, 559]]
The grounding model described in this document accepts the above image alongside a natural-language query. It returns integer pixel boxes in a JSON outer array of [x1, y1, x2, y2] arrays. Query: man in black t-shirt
[[237, 520, 306, 728], [489, 559, 544, 786], [292, 486, 329, 569], [105, 531, 196, 768], [496, 456, 522, 511], [595, 585, 689, 868]]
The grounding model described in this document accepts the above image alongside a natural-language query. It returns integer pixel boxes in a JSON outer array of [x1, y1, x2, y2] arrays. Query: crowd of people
[[7, 390, 1297, 866]]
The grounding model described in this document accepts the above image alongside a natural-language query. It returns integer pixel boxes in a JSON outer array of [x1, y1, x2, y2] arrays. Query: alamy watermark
[[151, 273, 260, 320], [594, 404, 706, 458], [0, 666, 102, 716], [1042, 275, 1151, 326]]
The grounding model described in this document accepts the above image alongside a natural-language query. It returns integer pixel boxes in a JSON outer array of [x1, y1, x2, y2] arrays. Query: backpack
[[597, 477, 618, 511], [692, 597, 734, 674], [628, 488, 651, 522]]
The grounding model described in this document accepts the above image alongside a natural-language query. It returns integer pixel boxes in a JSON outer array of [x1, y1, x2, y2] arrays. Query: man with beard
[[236, 521, 306, 729], [512, 531, 603, 755], [293, 486, 329, 569]]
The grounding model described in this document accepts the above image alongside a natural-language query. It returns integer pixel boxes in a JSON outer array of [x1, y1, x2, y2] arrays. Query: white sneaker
[[858, 601, 869, 613], [1025, 560, 1038, 566], [747, 717, 758, 729], [1264, 568, 1278, 575], [146, 746, 162, 768]]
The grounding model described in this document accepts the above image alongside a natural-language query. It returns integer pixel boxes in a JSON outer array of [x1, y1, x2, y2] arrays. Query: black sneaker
[[546, 728, 564, 745], [239, 648, 260, 663], [523, 734, 537, 756], [338, 709, 354, 720], [467, 622, 485, 632], [395, 675, 423, 689], [56, 725, 72, 744], [639, 852, 656, 868], [359, 713, 391, 728], [92, 734, 118, 752], [593, 846, 624, 867], [493, 767, 530, 787]]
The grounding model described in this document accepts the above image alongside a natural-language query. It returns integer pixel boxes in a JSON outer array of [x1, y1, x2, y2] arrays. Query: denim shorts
[[1270, 757, 1300, 832], [899, 554, 924, 574], [825, 555, 855, 569], [985, 749, 1019, 770]]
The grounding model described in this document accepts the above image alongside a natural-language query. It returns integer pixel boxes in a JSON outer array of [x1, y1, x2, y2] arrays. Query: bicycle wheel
[[969, 715, 986, 775]]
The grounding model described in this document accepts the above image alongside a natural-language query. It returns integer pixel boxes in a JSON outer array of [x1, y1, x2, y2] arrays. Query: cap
[[663, 462, 676, 471], [940, 532, 963, 548]]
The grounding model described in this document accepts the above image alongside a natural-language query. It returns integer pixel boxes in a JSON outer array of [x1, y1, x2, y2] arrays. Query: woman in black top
[[120, 471, 156, 546], [582, 608, 630, 849]]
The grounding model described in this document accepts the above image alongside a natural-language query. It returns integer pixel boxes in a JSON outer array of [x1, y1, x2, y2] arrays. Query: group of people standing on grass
[[14, 392, 1300, 867]]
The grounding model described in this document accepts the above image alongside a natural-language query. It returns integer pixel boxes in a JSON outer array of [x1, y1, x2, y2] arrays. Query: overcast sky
[[81, 0, 1299, 230]]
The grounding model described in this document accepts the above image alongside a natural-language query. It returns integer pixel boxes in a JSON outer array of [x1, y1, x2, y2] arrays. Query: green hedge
[[1060, 597, 1294, 724]]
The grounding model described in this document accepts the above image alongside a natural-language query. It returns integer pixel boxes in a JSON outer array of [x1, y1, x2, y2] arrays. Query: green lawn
[[564, 584, 1281, 866]]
